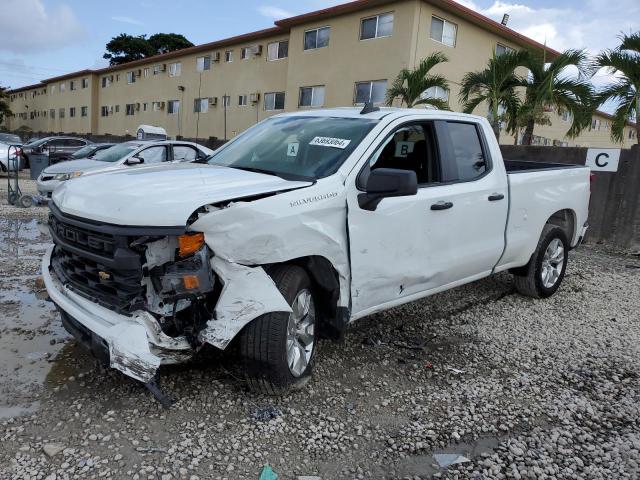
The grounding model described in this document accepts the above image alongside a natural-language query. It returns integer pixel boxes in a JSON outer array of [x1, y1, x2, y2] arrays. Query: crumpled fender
[[190, 178, 349, 350], [198, 257, 292, 349]]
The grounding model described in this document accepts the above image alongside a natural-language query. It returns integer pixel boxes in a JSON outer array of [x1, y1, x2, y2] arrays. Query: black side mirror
[[358, 168, 418, 211]]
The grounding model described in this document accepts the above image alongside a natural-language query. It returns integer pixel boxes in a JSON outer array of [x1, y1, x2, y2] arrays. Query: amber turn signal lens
[[183, 275, 200, 290], [178, 233, 205, 257]]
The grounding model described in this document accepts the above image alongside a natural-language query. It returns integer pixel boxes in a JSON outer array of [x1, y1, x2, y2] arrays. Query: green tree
[[518, 49, 594, 145], [385, 52, 450, 109], [148, 33, 194, 55], [459, 50, 527, 141], [0, 85, 11, 126], [594, 32, 640, 144], [103, 33, 194, 66]]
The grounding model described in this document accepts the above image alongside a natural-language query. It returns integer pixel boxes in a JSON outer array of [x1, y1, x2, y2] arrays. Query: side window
[[68, 139, 85, 147], [446, 122, 487, 181], [362, 123, 439, 186], [137, 146, 167, 164], [173, 145, 198, 161]]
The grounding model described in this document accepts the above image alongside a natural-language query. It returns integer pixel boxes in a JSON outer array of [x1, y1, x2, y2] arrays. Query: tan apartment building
[[3, 0, 637, 148]]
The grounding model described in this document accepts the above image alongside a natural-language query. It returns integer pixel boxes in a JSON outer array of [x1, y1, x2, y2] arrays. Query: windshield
[[92, 143, 139, 162], [71, 145, 98, 159], [206, 116, 377, 180], [0, 133, 21, 144]]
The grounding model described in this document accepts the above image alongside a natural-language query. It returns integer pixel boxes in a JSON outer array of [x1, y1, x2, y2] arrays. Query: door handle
[[488, 193, 505, 201], [430, 201, 453, 211]]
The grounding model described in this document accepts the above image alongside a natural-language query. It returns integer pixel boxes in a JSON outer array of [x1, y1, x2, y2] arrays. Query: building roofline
[[7, 0, 562, 94], [594, 109, 637, 127]]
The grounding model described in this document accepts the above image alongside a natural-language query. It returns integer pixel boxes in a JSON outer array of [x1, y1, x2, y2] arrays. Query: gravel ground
[[1, 174, 639, 480]]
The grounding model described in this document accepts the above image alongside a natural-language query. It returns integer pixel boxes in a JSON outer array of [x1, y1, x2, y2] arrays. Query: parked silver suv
[[37, 140, 214, 197]]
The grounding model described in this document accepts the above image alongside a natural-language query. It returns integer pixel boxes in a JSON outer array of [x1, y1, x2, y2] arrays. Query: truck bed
[[504, 159, 584, 173]]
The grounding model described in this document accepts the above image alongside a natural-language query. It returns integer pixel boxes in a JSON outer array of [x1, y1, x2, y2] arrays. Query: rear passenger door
[[136, 145, 168, 164], [172, 145, 199, 162]]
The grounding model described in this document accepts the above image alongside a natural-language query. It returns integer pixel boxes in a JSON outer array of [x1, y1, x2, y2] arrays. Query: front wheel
[[239, 265, 317, 395], [513, 225, 569, 298]]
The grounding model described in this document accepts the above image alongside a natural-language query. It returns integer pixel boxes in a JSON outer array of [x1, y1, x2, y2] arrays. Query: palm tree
[[593, 32, 640, 144], [518, 49, 594, 145], [0, 85, 11, 126], [385, 52, 450, 109], [459, 50, 527, 141]]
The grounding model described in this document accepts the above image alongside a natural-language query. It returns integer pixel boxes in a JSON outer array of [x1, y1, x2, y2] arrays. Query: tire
[[514, 224, 569, 299], [239, 265, 317, 395]]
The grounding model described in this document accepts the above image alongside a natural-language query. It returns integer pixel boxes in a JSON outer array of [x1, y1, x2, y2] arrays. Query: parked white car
[[42, 107, 590, 400], [36, 140, 214, 197]]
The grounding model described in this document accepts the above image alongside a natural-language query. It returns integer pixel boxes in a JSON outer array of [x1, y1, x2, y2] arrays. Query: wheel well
[[269, 256, 345, 341], [546, 209, 576, 244]]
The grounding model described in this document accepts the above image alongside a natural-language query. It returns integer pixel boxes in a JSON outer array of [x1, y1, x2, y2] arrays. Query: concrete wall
[[501, 144, 640, 251]]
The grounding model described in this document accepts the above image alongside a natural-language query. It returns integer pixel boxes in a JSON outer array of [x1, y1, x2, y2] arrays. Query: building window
[[81, 106, 88, 117], [299, 86, 325, 107], [152, 101, 163, 111], [241, 47, 249, 59], [69, 81, 76, 91], [127, 71, 136, 84], [101, 76, 111, 88], [196, 55, 211, 71], [562, 111, 572, 122], [304, 26, 330, 50], [59, 108, 65, 118], [126, 103, 136, 115], [69, 107, 76, 117], [421, 86, 449, 102], [496, 43, 515, 56], [143, 102, 148, 111], [222, 95, 231, 107], [60, 83, 66, 92], [115, 105, 120, 113], [82, 78, 89, 88], [354, 80, 387, 104], [143, 68, 150, 78], [50, 85, 56, 94], [168, 100, 180, 114], [153, 65, 161, 75], [264, 92, 285, 111], [50, 109, 55, 119], [238, 95, 248, 106], [225, 50, 233, 62], [360, 13, 393, 40], [168, 62, 181, 77], [194, 98, 209, 113], [267, 40, 289, 61], [430, 16, 457, 47]]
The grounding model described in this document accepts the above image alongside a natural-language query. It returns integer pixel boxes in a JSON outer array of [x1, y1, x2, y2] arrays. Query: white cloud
[[257, 5, 294, 19], [0, 0, 84, 54], [111, 16, 144, 26]]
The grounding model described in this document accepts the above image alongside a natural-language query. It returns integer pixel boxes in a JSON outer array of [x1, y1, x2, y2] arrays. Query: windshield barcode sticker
[[309, 136, 351, 149]]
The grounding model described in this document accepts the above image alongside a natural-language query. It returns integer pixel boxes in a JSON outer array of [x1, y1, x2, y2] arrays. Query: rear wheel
[[239, 265, 317, 395], [514, 225, 569, 298]]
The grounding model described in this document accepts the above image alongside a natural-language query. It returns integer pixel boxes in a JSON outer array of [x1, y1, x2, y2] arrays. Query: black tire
[[514, 225, 569, 298], [239, 265, 317, 395]]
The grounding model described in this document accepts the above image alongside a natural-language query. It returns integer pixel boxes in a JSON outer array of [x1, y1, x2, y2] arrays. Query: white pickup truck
[[42, 107, 590, 398]]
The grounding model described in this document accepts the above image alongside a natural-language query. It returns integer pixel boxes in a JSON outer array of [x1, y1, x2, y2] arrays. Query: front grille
[[52, 247, 144, 312], [40, 175, 54, 181], [49, 214, 116, 257]]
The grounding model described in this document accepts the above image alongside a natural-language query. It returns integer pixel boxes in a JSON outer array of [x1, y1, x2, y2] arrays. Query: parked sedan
[[61, 143, 115, 162], [21, 136, 92, 168], [0, 133, 22, 145], [36, 140, 213, 197]]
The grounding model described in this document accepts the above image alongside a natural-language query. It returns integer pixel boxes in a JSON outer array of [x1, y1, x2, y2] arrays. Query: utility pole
[[223, 93, 228, 141]]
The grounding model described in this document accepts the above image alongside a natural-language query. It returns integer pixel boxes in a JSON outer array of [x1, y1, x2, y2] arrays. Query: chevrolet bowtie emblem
[[98, 271, 111, 281]]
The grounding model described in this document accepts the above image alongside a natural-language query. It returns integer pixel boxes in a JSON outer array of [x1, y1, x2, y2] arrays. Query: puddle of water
[[0, 217, 89, 418]]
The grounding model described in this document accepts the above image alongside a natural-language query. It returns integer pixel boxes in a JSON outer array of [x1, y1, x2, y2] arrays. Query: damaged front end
[[44, 203, 292, 391]]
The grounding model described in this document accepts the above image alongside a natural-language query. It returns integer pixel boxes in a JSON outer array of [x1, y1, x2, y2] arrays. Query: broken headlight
[[151, 246, 214, 300]]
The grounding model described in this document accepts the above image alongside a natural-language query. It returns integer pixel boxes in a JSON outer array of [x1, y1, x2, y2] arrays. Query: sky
[[1, 0, 638, 99]]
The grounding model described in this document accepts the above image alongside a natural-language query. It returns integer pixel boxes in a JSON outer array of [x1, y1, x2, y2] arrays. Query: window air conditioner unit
[[212, 52, 220, 62], [250, 45, 262, 56], [250, 93, 260, 103], [209, 97, 218, 106], [160, 64, 167, 72]]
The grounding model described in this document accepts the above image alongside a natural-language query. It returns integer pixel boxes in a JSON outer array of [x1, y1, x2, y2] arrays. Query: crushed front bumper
[[42, 245, 193, 383]]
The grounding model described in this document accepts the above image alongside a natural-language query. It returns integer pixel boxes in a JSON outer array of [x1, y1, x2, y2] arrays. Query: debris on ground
[[258, 465, 278, 480], [42, 444, 65, 458], [433, 453, 471, 468], [252, 405, 282, 421]]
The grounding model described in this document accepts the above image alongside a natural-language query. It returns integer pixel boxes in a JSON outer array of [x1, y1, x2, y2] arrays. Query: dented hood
[[52, 163, 313, 226]]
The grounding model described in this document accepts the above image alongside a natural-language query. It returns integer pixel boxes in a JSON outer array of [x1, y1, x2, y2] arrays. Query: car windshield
[[206, 116, 378, 180], [0, 133, 21, 144], [92, 143, 140, 162], [71, 145, 98, 159]]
